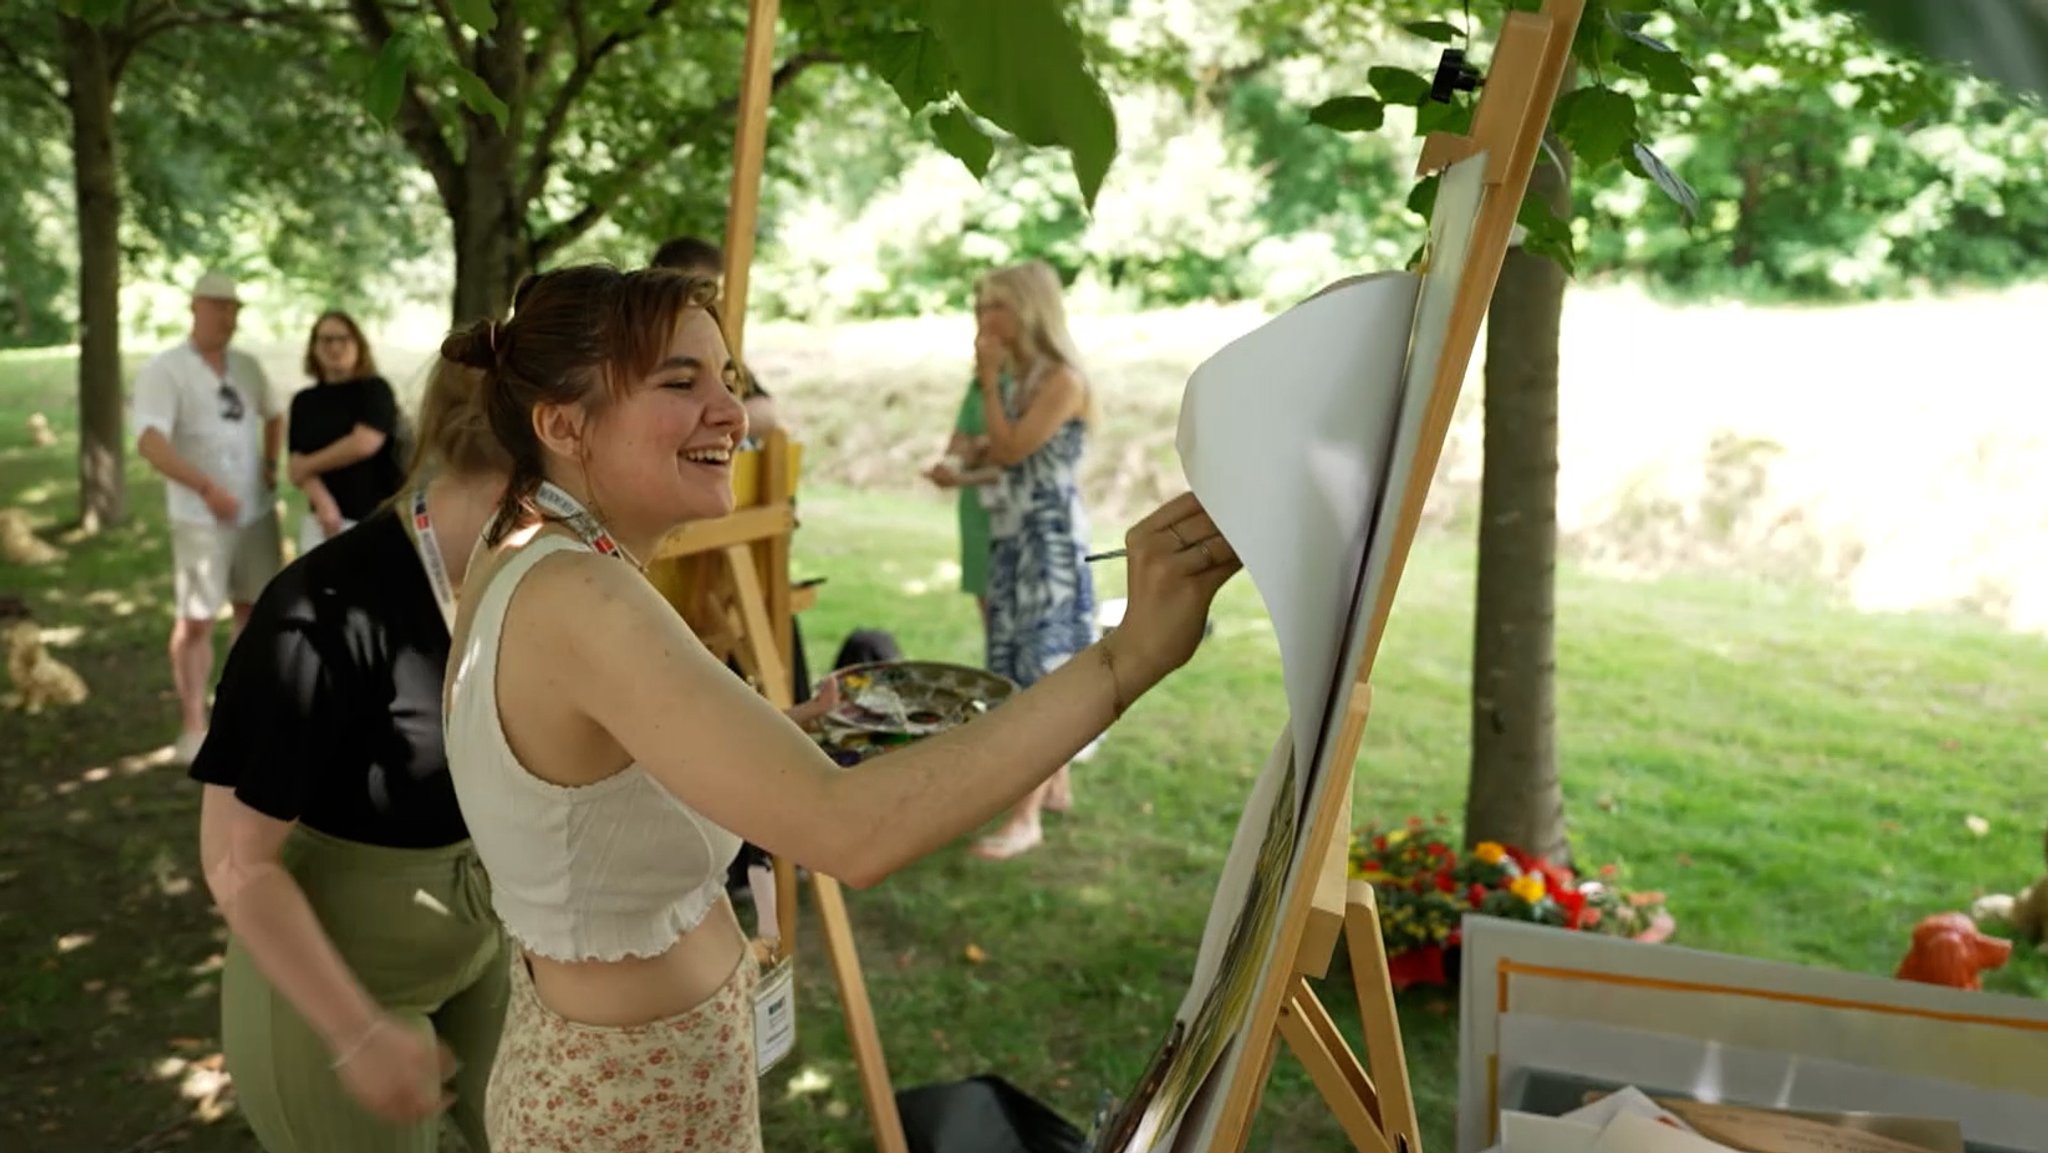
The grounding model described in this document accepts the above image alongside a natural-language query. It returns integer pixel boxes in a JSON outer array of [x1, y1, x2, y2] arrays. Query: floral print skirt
[[486, 951, 762, 1152]]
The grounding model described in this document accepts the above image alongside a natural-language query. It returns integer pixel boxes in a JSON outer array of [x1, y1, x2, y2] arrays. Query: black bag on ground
[[894, 1075, 1087, 1153]]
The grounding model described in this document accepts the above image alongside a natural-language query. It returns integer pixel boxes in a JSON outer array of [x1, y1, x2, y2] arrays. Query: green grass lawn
[[3, 346, 2044, 1152]]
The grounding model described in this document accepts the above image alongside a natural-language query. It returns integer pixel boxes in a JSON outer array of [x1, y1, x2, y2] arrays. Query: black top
[[288, 376, 405, 520], [189, 505, 468, 849]]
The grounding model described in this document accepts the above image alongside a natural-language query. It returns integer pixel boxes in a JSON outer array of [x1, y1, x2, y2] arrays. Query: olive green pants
[[221, 825, 508, 1153]]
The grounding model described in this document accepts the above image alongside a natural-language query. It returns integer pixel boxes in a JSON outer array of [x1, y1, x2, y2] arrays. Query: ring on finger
[[1167, 523, 1190, 548], [1200, 537, 1222, 566]]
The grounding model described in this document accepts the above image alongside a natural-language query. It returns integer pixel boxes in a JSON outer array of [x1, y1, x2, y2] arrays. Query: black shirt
[[287, 376, 405, 520], [188, 505, 468, 848]]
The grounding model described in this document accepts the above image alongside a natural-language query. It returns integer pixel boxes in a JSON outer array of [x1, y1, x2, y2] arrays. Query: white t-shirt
[[132, 342, 280, 528]]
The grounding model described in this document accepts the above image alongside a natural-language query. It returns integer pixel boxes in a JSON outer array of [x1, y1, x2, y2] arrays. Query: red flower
[[1553, 886, 1589, 928], [1467, 883, 1488, 907], [1407, 815, 1425, 829], [1434, 870, 1457, 894]]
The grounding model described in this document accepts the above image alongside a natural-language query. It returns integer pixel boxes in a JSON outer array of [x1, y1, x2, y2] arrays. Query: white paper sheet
[[1306, 149, 1491, 781], [1485, 1086, 1700, 1153], [1590, 1112, 1742, 1153], [1494, 1013, 2048, 1152], [1174, 270, 1420, 797]]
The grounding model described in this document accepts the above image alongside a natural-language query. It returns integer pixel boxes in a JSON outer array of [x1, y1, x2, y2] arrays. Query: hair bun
[[441, 320, 499, 372]]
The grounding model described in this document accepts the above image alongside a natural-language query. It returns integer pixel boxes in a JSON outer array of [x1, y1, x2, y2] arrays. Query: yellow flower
[[1385, 829, 1409, 846], [1474, 842, 1507, 865], [1509, 873, 1546, 904]]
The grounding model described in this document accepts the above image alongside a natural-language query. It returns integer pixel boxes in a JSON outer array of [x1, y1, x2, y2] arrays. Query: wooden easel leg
[[1279, 976, 1394, 1153], [812, 872, 909, 1153], [724, 543, 791, 706], [1345, 882, 1421, 1153]]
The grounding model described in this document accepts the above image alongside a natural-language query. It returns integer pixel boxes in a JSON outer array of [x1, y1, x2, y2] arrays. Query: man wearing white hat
[[133, 271, 285, 763]]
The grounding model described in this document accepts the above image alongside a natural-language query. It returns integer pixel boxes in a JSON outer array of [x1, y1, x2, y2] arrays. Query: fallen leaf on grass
[[1674, 853, 1694, 868], [1965, 815, 1990, 836], [962, 943, 988, 965], [1596, 795, 1617, 812]]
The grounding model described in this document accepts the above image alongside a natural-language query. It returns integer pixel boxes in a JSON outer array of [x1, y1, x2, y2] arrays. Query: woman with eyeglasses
[[286, 312, 407, 553]]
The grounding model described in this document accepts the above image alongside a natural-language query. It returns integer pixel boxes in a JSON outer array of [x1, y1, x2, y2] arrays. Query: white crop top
[[444, 534, 742, 962]]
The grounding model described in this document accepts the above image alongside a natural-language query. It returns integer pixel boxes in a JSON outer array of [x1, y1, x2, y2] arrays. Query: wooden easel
[[1201, 3, 1585, 1151], [641, 2, 910, 1151]]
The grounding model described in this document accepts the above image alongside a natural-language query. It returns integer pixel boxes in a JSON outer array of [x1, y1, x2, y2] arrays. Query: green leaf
[[1416, 97, 1474, 136], [364, 36, 412, 126], [450, 0, 497, 34], [1307, 95, 1384, 133], [929, 106, 994, 178], [1626, 142, 1699, 222], [873, 28, 953, 113], [1406, 173, 1440, 219], [1616, 32, 1699, 95], [1402, 20, 1464, 43], [924, 0, 1119, 209], [1368, 65, 1432, 107], [450, 66, 509, 131], [1551, 85, 1638, 170], [1516, 194, 1576, 274]]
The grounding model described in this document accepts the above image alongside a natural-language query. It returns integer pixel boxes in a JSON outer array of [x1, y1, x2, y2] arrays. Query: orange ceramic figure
[[1895, 912, 2012, 990]]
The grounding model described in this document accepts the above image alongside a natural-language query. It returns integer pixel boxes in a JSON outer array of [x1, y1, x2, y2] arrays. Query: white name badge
[[753, 955, 797, 1078]]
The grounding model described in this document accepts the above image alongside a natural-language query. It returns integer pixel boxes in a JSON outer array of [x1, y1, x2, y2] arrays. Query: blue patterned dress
[[981, 365, 1098, 687]]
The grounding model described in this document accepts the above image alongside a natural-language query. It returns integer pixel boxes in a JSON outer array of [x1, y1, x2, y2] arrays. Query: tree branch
[[428, 0, 470, 60], [349, 0, 464, 213], [531, 49, 835, 260], [518, 0, 680, 207]]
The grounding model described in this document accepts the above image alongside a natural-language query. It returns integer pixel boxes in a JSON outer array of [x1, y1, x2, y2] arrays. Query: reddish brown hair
[[436, 264, 724, 544]]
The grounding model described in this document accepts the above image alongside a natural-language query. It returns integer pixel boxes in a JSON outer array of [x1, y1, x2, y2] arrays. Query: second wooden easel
[[1195, 3, 1585, 1152], [639, 1, 910, 1151]]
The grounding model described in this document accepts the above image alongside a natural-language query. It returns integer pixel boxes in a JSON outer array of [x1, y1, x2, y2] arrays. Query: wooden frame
[[641, 2, 910, 1151], [1199, 3, 1585, 1150]]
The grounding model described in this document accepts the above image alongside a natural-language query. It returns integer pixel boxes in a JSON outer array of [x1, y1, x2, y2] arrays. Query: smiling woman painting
[[436, 262, 1243, 1151]]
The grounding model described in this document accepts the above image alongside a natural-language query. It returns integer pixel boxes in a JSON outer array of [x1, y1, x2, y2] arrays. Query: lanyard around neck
[[533, 481, 642, 569], [407, 486, 456, 632]]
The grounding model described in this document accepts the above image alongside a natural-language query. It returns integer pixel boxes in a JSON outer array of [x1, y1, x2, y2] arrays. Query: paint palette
[[822, 660, 1018, 738]]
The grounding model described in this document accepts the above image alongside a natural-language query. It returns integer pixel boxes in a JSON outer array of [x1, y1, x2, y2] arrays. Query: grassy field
[[3, 339, 2045, 1152]]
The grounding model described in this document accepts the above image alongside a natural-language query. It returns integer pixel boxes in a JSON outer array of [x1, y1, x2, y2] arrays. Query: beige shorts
[[171, 511, 282, 620]]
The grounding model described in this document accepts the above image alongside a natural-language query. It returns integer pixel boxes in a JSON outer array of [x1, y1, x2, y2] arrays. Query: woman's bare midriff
[[522, 897, 749, 1028]]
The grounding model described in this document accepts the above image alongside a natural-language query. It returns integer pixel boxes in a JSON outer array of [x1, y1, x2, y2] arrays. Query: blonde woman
[[968, 259, 1101, 860]]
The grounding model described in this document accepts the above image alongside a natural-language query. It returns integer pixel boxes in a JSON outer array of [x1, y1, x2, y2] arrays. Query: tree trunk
[[448, 13, 530, 326], [449, 163, 526, 324], [63, 16, 124, 531], [1464, 133, 1571, 861]]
